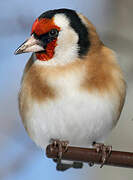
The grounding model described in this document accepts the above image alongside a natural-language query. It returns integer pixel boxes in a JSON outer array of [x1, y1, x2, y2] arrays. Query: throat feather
[[36, 39, 57, 61]]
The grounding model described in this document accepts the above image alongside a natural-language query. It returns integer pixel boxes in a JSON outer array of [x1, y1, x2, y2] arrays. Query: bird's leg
[[50, 139, 69, 159], [50, 139, 83, 171], [50, 139, 71, 171], [92, 142, 112, 168]]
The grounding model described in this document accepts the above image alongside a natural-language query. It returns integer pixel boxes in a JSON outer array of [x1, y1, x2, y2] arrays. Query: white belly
[[24, 91, 117, 149]]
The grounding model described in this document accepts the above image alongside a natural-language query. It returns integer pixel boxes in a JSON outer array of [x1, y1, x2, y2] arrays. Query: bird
[[15, 8, 126, 170]]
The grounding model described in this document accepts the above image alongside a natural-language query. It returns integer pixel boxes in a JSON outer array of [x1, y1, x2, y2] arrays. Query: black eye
[[49, 29, 58, 38]]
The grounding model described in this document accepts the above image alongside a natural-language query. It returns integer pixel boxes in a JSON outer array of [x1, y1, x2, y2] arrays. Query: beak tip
[[14, 48, 23, 55], [14, 51, 18, 55]]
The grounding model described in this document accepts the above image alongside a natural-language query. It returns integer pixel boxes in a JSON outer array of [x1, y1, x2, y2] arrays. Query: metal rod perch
[[46, 145, 133, 168]]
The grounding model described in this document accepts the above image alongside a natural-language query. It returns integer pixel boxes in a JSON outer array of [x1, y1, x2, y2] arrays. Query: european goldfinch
[[15, 8, 126, 168]]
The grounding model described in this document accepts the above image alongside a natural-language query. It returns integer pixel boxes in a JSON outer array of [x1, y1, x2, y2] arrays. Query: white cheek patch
[[57, 27, 79, 50], [54, 14, 79, 64], [54, 14, 70, 29], [50, 27, 79, 65]]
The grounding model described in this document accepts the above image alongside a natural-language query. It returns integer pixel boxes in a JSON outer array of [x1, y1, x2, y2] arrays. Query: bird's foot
[[50, 139, 83, 171], [50, 139, 70, 171], [50, 139, 69, 159], [88, 161, 94, 167], [93, 142, 112, 168], [53, 159, 83, 171]]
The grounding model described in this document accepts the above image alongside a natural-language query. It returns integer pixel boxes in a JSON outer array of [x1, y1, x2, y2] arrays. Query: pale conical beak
[[14, 35, 44, 55]]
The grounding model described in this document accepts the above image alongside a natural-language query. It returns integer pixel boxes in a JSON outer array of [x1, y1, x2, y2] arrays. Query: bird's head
[[15, 9, 100, 65]]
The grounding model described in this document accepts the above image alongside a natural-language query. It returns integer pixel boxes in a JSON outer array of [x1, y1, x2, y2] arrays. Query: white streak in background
[[1, 0, 133, 180]]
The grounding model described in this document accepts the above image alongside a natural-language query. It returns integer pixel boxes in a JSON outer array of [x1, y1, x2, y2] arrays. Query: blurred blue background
[[1, 0, 133, 179]]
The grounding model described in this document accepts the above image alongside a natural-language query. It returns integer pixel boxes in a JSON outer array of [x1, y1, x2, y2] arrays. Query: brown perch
[[46, 145, 133, 168]]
